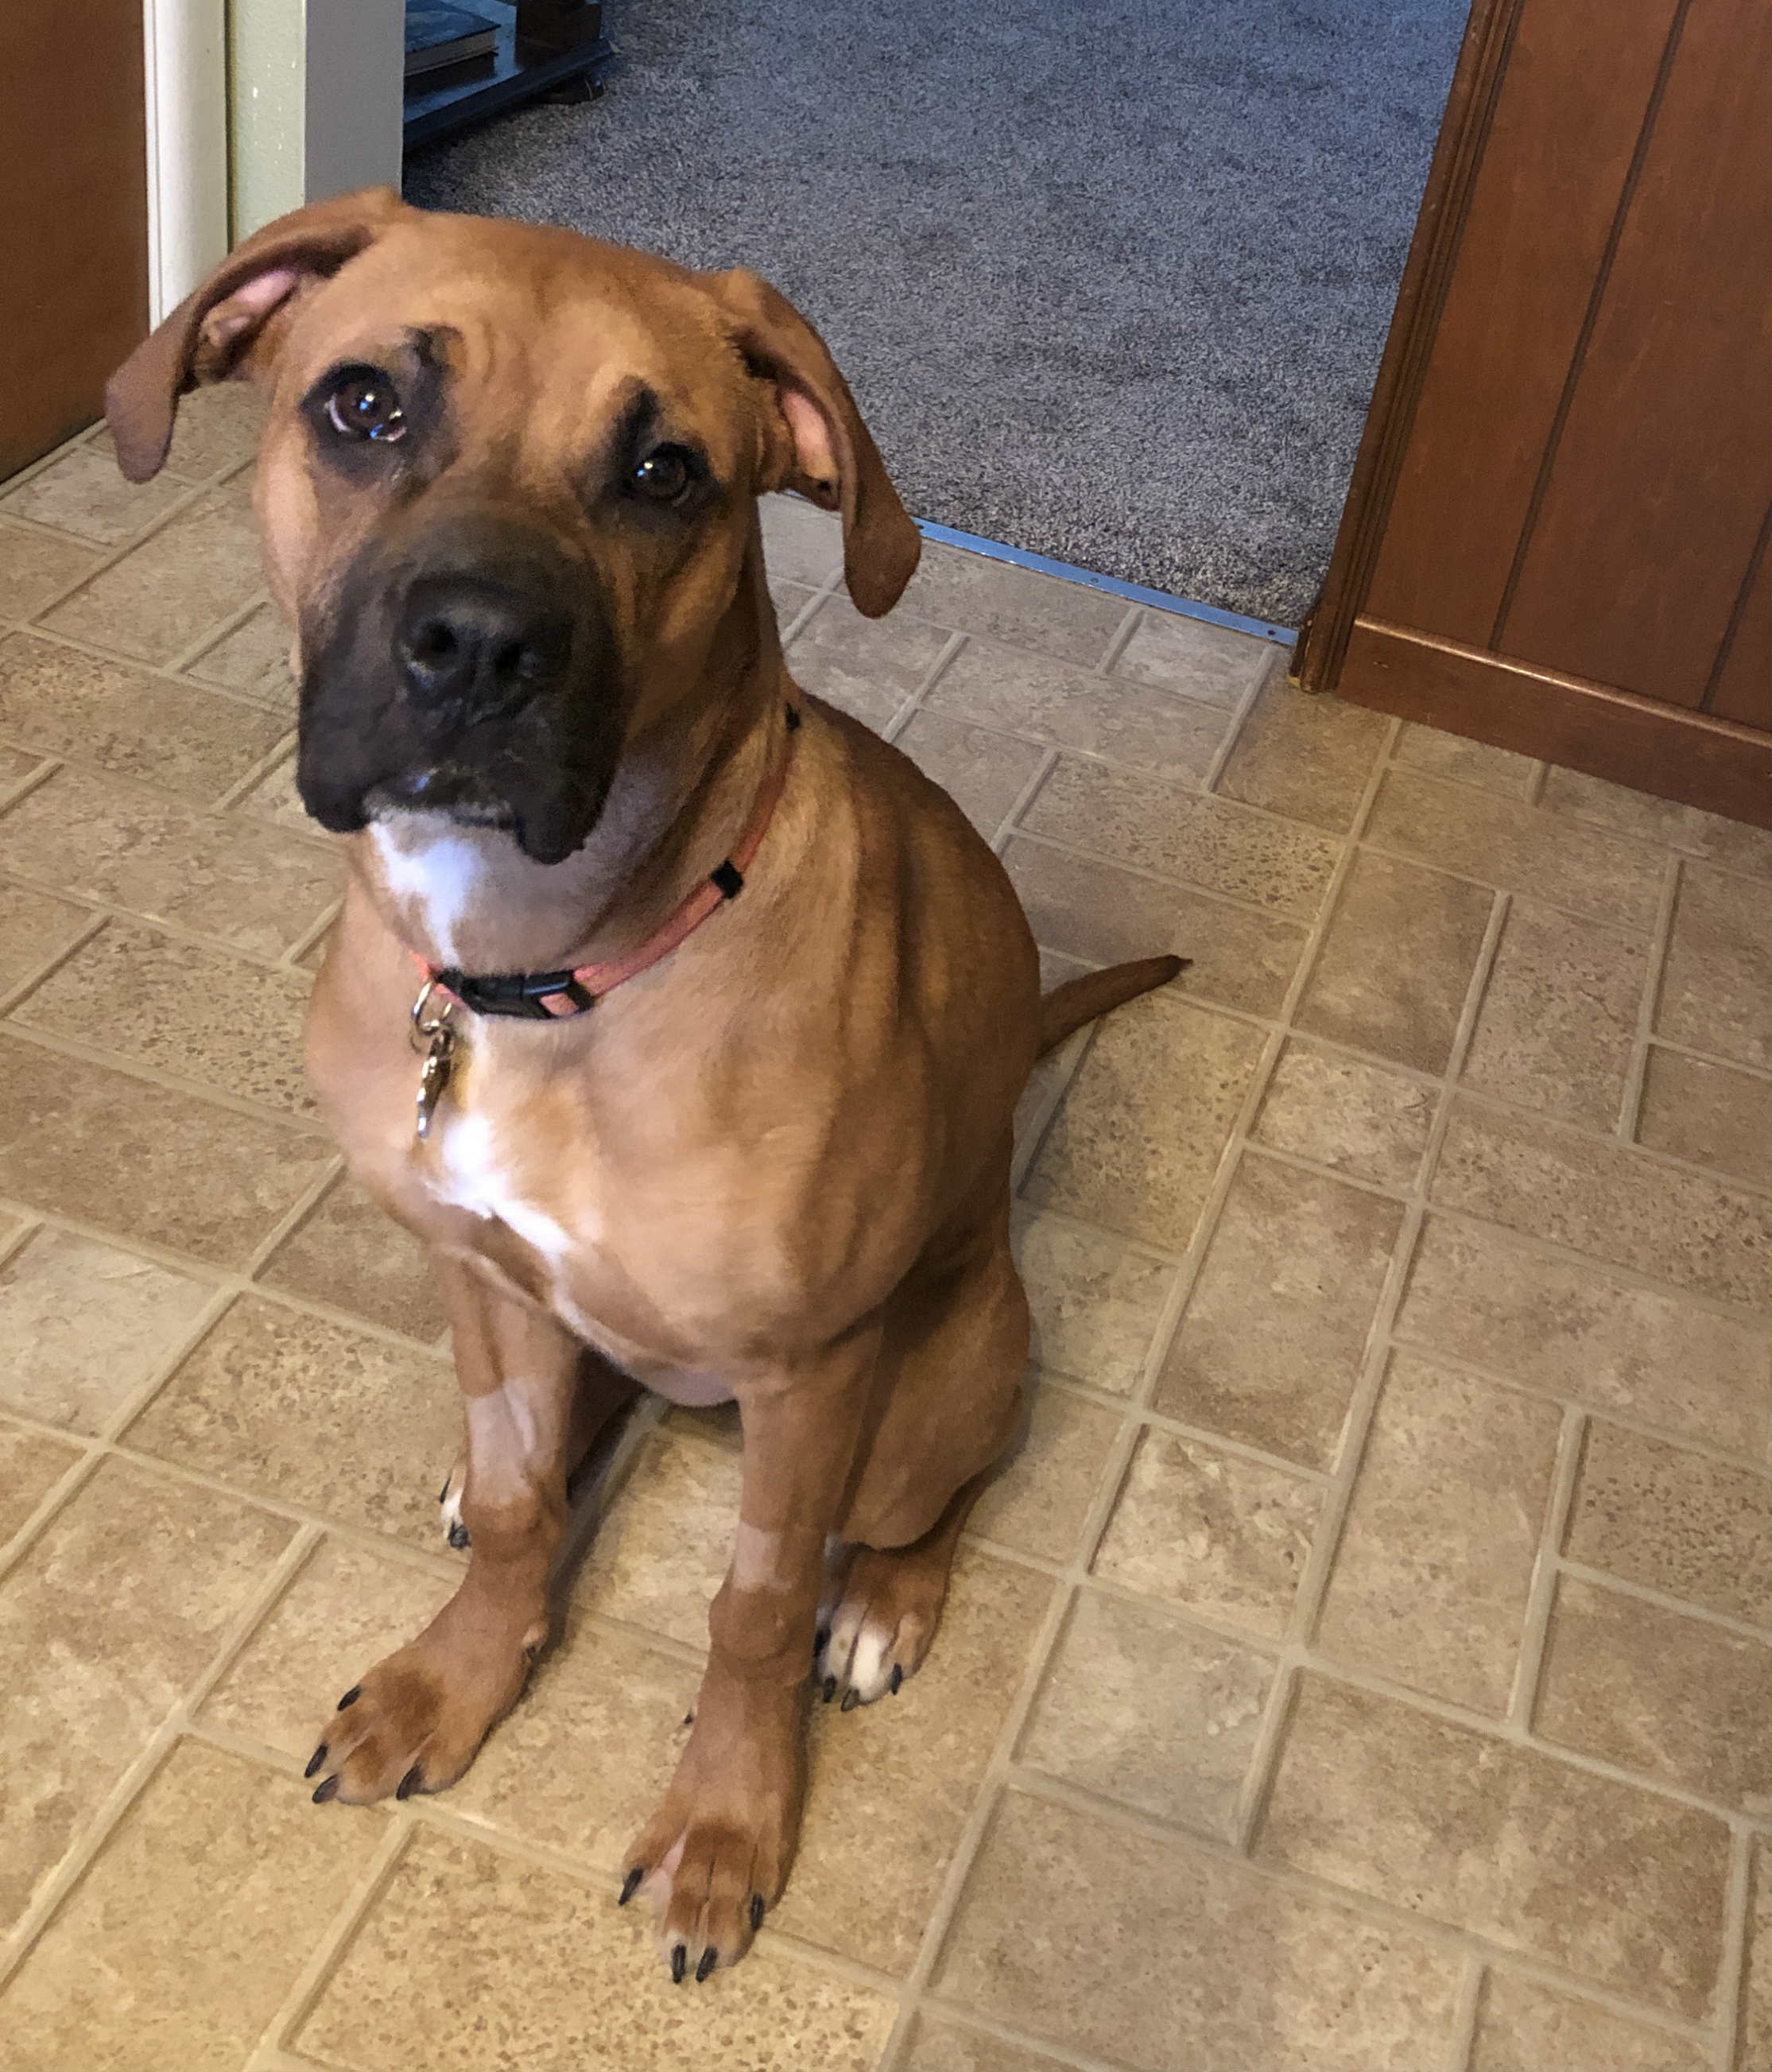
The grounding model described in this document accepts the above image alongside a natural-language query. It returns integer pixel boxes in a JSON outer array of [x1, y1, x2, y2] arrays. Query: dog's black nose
[[394, 577, 572, 714]]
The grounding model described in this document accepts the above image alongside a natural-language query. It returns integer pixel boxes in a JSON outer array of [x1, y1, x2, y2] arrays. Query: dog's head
[[107, 190, 919, 864]]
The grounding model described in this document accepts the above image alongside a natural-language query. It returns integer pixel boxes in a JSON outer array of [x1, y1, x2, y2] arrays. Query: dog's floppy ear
[[105, 187, 405, 483], [710, 269, 920, 618]]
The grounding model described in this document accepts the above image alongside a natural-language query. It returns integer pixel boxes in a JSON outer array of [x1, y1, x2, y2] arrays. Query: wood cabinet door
[[1, 0, 150, 479], [1299, 0, 1772, 829]]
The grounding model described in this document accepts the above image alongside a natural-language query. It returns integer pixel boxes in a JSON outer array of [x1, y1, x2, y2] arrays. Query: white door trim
[[142, 0, 230, 323]]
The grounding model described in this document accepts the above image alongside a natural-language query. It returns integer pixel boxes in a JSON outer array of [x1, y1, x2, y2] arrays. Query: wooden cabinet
[[1298, 0, 1772, 828]]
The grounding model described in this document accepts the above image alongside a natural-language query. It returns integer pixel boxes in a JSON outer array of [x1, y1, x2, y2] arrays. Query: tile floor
[[0, 390, 1767, 2072]]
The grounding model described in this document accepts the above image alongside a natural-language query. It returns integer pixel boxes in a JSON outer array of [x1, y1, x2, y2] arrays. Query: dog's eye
[[324, 369, 406, 444], [630, 445, 693, 502]]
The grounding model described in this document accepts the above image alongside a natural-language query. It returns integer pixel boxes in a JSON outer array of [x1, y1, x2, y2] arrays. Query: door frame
[[142, 0, 230, 323]]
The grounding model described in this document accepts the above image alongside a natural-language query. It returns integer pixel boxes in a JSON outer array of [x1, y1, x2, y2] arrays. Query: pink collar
[[412, 704, 801, 1020]]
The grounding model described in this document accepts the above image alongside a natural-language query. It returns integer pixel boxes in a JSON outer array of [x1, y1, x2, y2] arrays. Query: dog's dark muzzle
[[296, 511, 628, 865]]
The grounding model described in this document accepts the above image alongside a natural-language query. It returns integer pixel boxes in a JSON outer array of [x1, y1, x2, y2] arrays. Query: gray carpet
[[405, 0, 1468, 626]]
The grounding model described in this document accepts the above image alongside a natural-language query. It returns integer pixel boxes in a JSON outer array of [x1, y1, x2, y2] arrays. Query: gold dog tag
[[416, 1028, 455, 1141]]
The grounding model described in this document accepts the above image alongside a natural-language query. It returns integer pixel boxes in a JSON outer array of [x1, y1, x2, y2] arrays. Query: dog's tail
[[1038, 956, 1189, 1057]]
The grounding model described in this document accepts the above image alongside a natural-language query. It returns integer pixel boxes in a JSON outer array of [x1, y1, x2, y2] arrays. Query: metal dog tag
[[416, 1027, 455, 1141], [410, 978, 458, 1142]]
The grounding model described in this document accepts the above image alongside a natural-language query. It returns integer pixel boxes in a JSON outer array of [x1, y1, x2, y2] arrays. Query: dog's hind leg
[[816, 1192, 1029, 1709]]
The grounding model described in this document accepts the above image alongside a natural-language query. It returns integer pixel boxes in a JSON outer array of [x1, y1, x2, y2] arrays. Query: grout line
[[0, 1519, 320, 1990], [1097, 604, 1143, 673], [282, 895, 346, 971], [1643, 1032, 1772, 1084], [96, 1286, 239, 1445], [0, 909, 108, 1018], [0, 1440, 106, 1589], [881, 629, 967, 747], [168, 588, 276, 675], [990, 744, 1060, 858], [1715, 1824, 1755, 2072], [10, 612, 297, 717], [1444, 1954, 1486, 2072], [247, 1820, 415, 2069], [1201, 641, 1285, 795], [1555, 1561, 1772, 1642], [0, 751, 63, 817], [1506, 1405, 1587, 1731], [0, 861, 340, 976], [1618, 852, 1683, 1142], [887, 2000, 1127, 2072], [1000, 822, 1323, 925], [211, 727, 300, 813]]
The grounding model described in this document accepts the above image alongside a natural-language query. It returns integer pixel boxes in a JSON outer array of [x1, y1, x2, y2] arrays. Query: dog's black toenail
[[304, 1743, 328, 1778], [618, 1866, 644, 1907], [890, 1663, 903, 1694], [750, 1892, 766, 1931], [438, 1474, 452, 1503], [671, 1944, 687, 1985], [447, 1520, 471, 1550], [821, 1675, 837, 1702], [396, 1765, 423, 1800], [336, 1686, 360, 1710], [312, 1775, 339, 1804], [840, 1687, 860, 1712], [696, 1946, 717, 1982], [681, 1711, 695, 1727], [814, 1626, 829, 1655]]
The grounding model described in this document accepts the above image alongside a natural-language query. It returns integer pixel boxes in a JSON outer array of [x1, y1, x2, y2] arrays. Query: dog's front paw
[[305, 1604, 541, 1806], [618, 1678, 803, 1980]]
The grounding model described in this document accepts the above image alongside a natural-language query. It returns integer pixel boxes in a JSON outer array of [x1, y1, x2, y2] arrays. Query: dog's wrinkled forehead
[[273, 221, 756, 492]]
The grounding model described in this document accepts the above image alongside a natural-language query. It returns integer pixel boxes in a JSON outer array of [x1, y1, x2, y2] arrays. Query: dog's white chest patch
[[430, 1107, 580, 1265], [370, 821, 486, 968]]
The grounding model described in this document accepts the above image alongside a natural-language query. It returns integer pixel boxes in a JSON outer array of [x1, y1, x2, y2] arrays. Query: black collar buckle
[[436, 967, 595, 1019]]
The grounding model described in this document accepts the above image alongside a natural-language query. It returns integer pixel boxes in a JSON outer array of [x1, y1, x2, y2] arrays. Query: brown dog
[[107, 188, 1180, 1981]]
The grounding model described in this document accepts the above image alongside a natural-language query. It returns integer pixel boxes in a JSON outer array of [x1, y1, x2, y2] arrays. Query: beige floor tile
[[776, 1549, 1053, 1973], [14, 917, 315, 1115], [1018, 1585, 1274, 1835], [1742, 1835, 1771, 2072], [1462, 898, 1648, 1127], [0, 881, 89, 994], [444, 1608, 697, 1871], [1541, 765, 1772, 880], [0, 1418, 83, 1540], [0, 1457, 293, 1931], [1258, 1674, 1731, 2016], [1564, 1422, 1770, 1624], [202, 1534, 456, 1755], [1021, 754, 1341, 921], [769, 574, 817, 623], [787, 593, 949, 730], [1215, 675, 1389, 832], [925, 635, 1231, 784], [258, 1173, 447, 1341], [1392, 723, 1539, 797], [1022, 991, 1264, 1249], [186, 597, 294, 702], [0, 519, 100, 620], [1111, 607, 1274, 708], [933, 1788, 1462, 2072], [1364, 768, 1665, 929], [758, 491, 843, 588], [1092, 1428, 1321, 1639], [1637, 1046, 1772, 1185], [1013, 1040, 1074, 1157], [896, 709, 1047, 835], [897, 541, 1126, 665], [41, 470, 264, 663], [0, 444, 191, 546], [90, 382, 266, 482], [0, 631, 287, 797], [1433, 1095, 1771, 1309], [900, 2014, 1074, 2072], [297, 1826, 898, 2072], [235, 747, 315, 832], [1657, 863, 1772, 1069], [1251, 1038, 1436, 1189], [0, 1034, 335, 1267], [576, 1430, 739, 1648], [967, 1380, 1121, 1562], [1011, 1205, 1175, 1395], [1470, 1969, 1708, 2072], [1153, 1151, 1403, 1471], [0, 745, 42, 797], [1315, 1352, 1561, 1712], [127, 1297, 459, 1547], [0, 1225, 212, 1432], [0, 763, 341, 956], [1002, 834, 1308, 1015], [1395, 1213, 1771, 1457], [1535, 1575, 1770, 1810], [1295, 848, 1494, 1072], [0, 1738, 385, 2072]]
